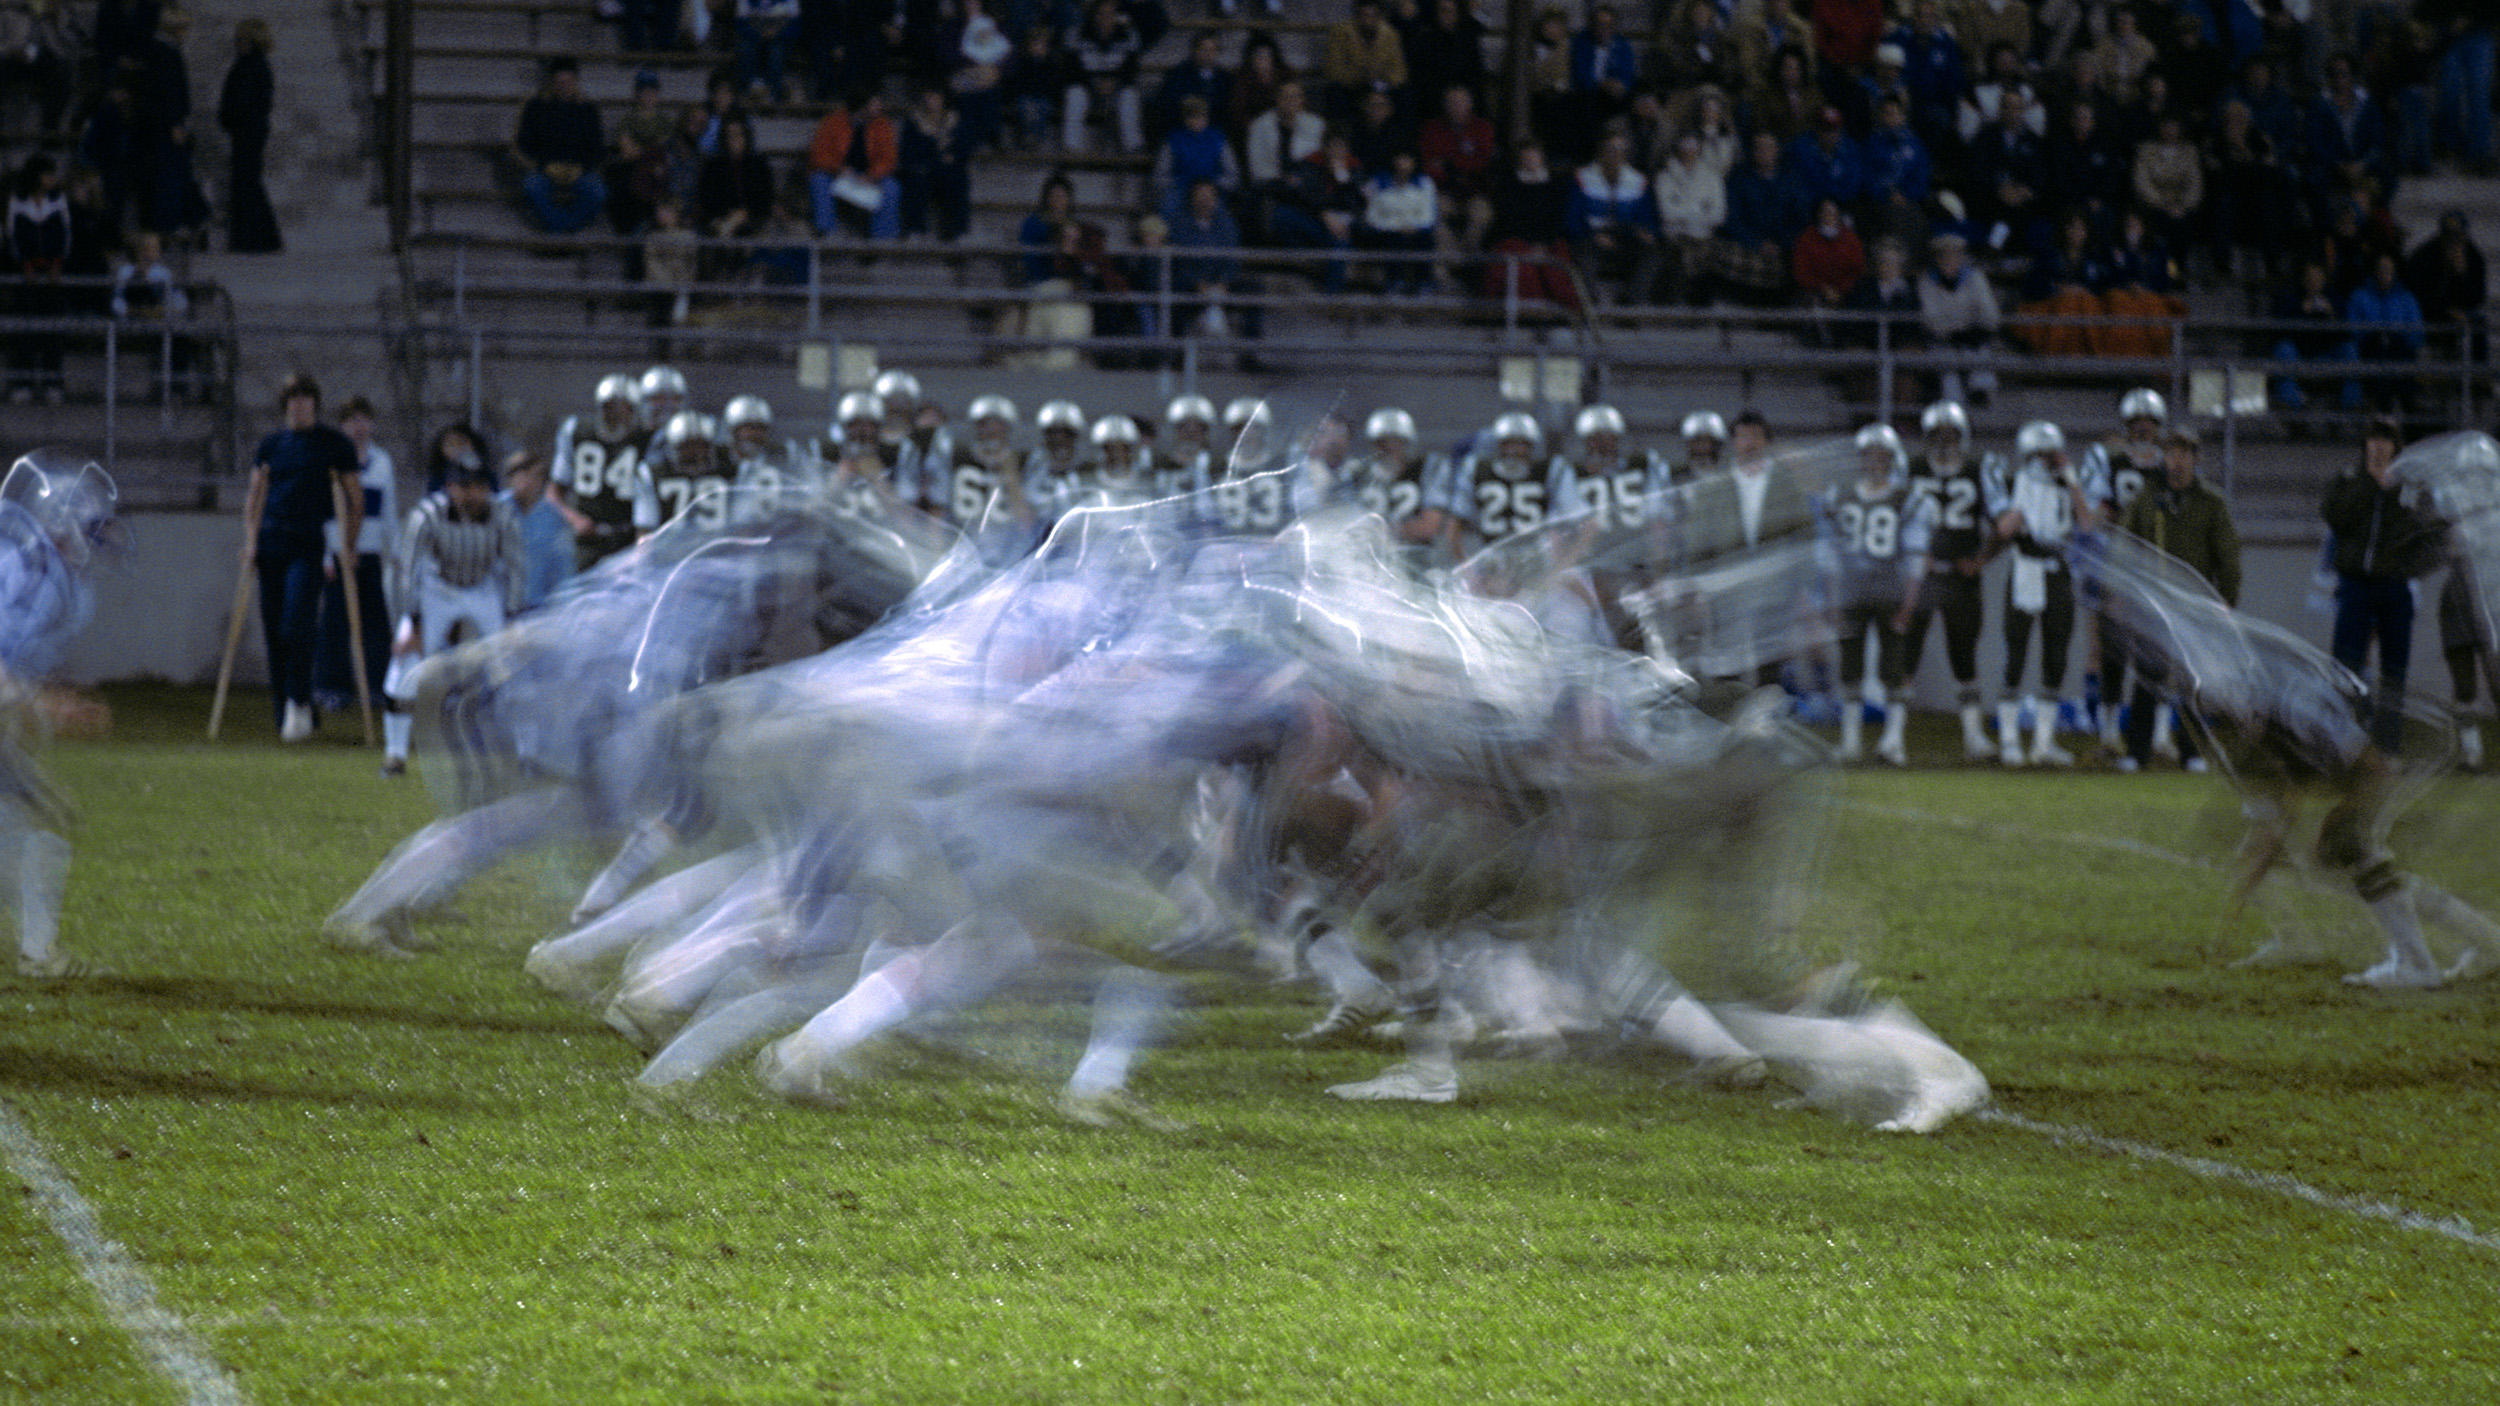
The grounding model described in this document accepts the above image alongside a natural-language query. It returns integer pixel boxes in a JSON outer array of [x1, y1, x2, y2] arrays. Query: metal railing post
[[1504, 255, 1519, 338], [468, 326, 483, 429], [2169, 313, 2187, 409], [806, 244, 822, 334], [1158, 247, 1173, 353], [1182, 334, 1197, 395], [102, 321, 116, 473], [453, 240, 467, 324], [2221, 359, 2237, 507], [1875, 313, 1893, 425], [159, 328, 173, 428]]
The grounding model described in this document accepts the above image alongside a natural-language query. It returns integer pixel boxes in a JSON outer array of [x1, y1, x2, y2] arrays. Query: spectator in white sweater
[[1918, 231, 2001, 405], [1652, 130, 1725, 305], [1357, 151, 1438, 294]]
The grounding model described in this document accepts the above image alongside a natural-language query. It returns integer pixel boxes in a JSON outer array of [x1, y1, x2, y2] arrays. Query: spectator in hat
[[1786, 105, 1863, 211]]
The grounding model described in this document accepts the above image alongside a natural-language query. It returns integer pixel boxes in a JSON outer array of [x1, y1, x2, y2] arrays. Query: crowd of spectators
[[2, 4, 286, 399], [504, 0, 2495, 392]]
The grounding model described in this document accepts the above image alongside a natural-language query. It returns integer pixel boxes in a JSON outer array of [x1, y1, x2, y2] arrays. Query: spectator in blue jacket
[[2306, 53, 2393, 213], [1787, 107, 1863, 211], [1568, 128, 1662, 305], [1717, 129, 1811, 303], [1569, 4, 1640, 132], [1859, 94, 1930, 244], [1152, 94, 1238, 216], [1887, 0, 1965, 153], [2345, 252, 2424, 413], [1170, 178, 1262, 348]]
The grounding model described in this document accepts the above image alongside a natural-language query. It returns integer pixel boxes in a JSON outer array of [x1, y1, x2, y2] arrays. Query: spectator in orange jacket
[[809, 87, 901, 238]]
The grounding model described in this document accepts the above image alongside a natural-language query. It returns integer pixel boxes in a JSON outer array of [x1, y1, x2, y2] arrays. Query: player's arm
[[546, 422, 597, 535], [1894, 494, 1936, 631]]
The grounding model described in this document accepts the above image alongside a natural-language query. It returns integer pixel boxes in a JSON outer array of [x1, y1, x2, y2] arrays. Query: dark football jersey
[[555, 415, 649, 533], [1906, 452, 1991, 565]]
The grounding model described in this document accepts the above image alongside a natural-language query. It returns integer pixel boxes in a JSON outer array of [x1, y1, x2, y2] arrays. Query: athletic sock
[[16, 830, 67, 964]]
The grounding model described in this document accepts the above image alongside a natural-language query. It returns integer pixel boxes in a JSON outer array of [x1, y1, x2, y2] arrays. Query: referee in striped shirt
[[381, 453, 525, 775]]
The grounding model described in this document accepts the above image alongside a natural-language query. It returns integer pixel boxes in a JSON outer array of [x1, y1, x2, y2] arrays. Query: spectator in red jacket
[[1418, 82, 1496, 255]]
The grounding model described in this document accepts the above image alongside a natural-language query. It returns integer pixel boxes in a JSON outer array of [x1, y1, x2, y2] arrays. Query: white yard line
[[1976, 1107, 2500, 1253], [0, 1099, 251, 1406]]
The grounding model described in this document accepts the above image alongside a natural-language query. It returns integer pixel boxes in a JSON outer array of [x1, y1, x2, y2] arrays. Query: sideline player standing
[[1900, 400, 1998, 759], [1987, 421, 2089, 766], [2084, 387, 2169, 752], [0, 453, 116, 979], [551, 374, 651, 573], [1821, 424, 1931, 765]]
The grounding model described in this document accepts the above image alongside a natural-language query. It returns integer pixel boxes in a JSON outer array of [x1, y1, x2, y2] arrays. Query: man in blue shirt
[[499, 451, 576, 610], [244, 374, 363, 741]]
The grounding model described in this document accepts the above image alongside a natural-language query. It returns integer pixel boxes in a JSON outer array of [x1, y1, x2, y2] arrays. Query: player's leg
[[325, 787, 584, 954], [1059, 964, 1184, 1128], [1874, 606, 1910, 766], [2029, 573, 2076, 766], [2447, 642, 2485, 769], [2094, 614, 2128, 750], [1834, 607, 1870, 761], [528, 844, 759, 1001], [1998, 585, 2034, 766], [1942, 573, 1990, 758], [4, 798, 82, 979]]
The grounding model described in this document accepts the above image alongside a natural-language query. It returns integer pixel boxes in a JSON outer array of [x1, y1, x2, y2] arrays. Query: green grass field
[[5, 687, 2498, 1404]]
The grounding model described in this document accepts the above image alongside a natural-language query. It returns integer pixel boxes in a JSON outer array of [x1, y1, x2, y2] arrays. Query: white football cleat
[[1875, 733, 1908, 767], [14, 950, 101, 980], [1960, 704, 1993, 760], [2184, 756, 2209, 774], [2342, 959, 2444, 990], [1056, 1087, 1188, 1132], [1326, 1060, 1459, 1103], [2460, 724, 2483, 770], [279, 702, 314, 743]]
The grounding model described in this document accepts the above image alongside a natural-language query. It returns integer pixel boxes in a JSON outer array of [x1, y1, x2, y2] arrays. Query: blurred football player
[[1555, 404, 1657, 533], [1440, 411, 1558, 556], [1669, 410, 1727, 485], [639, 411, 731, 531], [1342, 407, 1450, 563], [724, 394, 819, 520], [637, 364, 689, 431], [0, 452, 115, 979]]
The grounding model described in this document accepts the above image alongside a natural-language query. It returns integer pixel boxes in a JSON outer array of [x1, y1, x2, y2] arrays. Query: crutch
[[206, 545, 255, 740], [331, 477, 377, 745]]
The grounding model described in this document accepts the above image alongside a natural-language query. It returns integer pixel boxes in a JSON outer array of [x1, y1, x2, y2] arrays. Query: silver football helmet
[[2118, 387, 2167, 429]]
